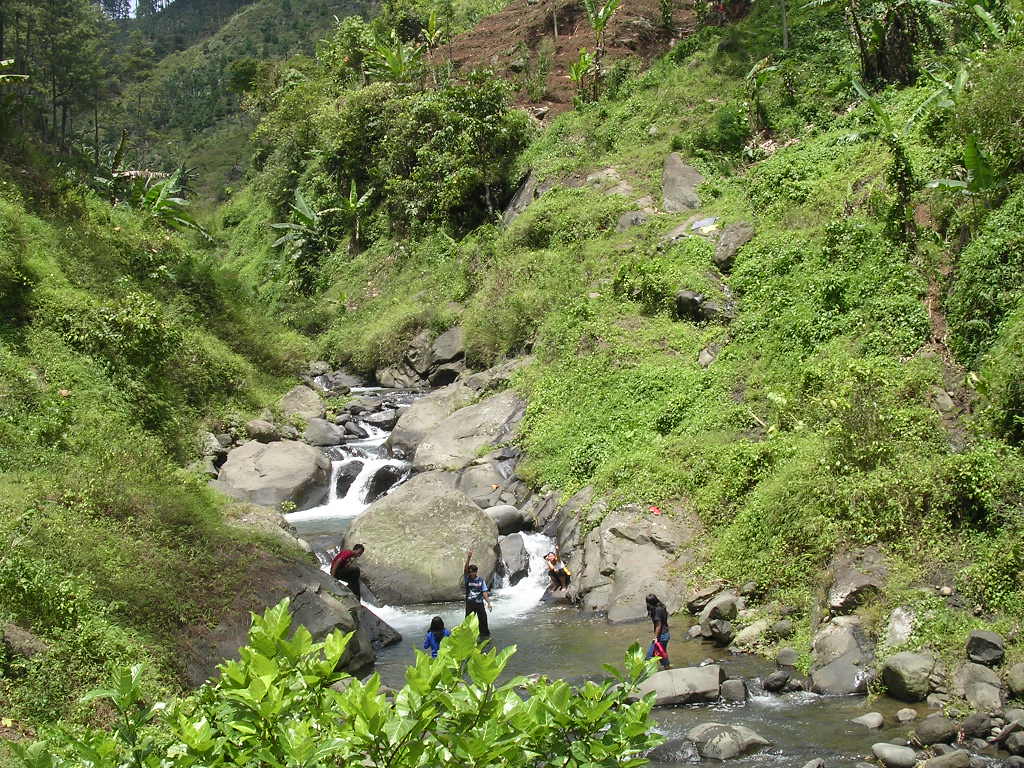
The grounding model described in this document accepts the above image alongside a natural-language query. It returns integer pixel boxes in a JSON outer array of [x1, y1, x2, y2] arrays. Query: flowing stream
[[281, 387, 969, 768]]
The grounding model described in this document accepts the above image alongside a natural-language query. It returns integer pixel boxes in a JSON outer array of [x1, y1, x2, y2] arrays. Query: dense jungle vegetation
[[2, 0, 1024, 761]]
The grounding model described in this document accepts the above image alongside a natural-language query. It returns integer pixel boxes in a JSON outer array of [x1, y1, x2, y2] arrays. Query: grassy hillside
[[0, 146, 312, 736], [221, 0, 1024, 644]]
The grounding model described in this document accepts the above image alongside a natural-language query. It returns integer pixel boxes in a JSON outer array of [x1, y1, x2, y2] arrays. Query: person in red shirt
[[330, 543, 364, 600]]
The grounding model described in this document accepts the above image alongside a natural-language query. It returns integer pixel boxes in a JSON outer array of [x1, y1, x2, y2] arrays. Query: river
[[283, 387, 965, 768]]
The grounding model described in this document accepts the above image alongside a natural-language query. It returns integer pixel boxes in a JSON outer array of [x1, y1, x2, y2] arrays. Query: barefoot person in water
[[645, 593, 671, 670]]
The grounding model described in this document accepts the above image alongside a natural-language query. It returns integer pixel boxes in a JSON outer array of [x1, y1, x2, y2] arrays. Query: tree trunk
[[781, 0, 789, 49]]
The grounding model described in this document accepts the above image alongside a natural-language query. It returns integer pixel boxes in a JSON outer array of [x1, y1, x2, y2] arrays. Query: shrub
[[957, 48, 1024, 178]]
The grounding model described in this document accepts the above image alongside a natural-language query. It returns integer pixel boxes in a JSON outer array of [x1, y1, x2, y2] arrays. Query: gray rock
[[1008, 663, 1024, 697], [777, 647, 799, 667], [810, 615, 874, 695], [645, 739, 699, 764], [454, 461, 507, 508], [188, 456, 219, 478], [428, 360, 465, 387], [720, 678, 748, 701], [914, 715, 959, 745], [304, 418, 347, 446], [1007, 732, 1024, 756], [921, 750, 970, 768], [966, 630, 1004, 666], [883, 606, 915, 649], [384, 382, 474, 461], [688, 625, 703, 639], [896, 707, 918, 723], [662, 153, 703, 212], [335, 461, 364, 499], [362, 409, 400, 431], [485, 504, 527, 535], [634, 665, 724, 706], [961, 713, 992, 738], [616, 210, 649, 232], [375, 361, 424, 389], [313, 369, 365, 395], [827, 546, 886, 614], [686, 585, 722, 613], [363, 464, 406, 504], [359, 606, 402, 650], [731, 619, 769, 649], [413, 390, 526, 471], [345, 473, 499, 603], [802, 759, 825, 768], [198, 431, 225, 457], [675, 289, 705, 321], [212, 440, 330, 510], [697, 345, 719, 368], [708, 618, 734, 646], [279, 385, 325, 421], [182, 561, 376, 687], [686, 722, 771, 760], [764, 671, 790, 692], [431, 327, 465, 365], [405, 330, 434, 376], [246, 419, 279, 443], [1, 623, 50, 659], [852, 712, 884, 729], [771, 619, 795, 638], [499, 533, 531, 586], [699, 591, 740, 625], [882, 651, 935, 701], [714, 221, 754, 272], [954, 662, 1002, 713], [872, 743, 918, 768], [343, 421, 369, 439], [927, 693, 950, 708]]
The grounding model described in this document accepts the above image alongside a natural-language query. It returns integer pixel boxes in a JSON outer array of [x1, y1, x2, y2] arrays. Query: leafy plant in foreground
[[14, 600, 663, 768]]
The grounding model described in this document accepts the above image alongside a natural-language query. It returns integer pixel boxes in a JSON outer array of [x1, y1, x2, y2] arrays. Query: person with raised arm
[[463, 549, 492, 638]]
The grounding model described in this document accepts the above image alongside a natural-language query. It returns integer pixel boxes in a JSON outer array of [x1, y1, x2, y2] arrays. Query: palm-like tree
[[581, 0, 623, 98], [366, 30, 425, 85]]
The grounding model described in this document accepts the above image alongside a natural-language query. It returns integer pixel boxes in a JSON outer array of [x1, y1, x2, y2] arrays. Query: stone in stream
[[698, 591, 740, 637], [498, 533, 530, 586], [344, 421, 369, 439], [852, 712, 884, 729], [359, 606, 402, 650], [362, 409, 400, 431], [344, 472, 499, 604], [363, 464, 405, 504], [335, 461, 364, 499], [708, 618, 734, 646], [731, 619, 769, 649], [279, 384, 325, 421], [720, 678, 747, 701], [1007, 732, 1024, 756], [881, 651, 935, 701], [304, 418, 347, 446], [685, 722, 771, 760], [896, 707, 918, 723], [920, 750, 970, 768], [485, 504, 528, 535], [872, 743, 918, 768], [763, 671, 790, 692], [960, 713, 992, 738], [809, 615, 874, 695], [801, 759, 825, 768], [645, 739, 699, 763], [687, 625, 703, 639], [212, 440, 331, 510], [965, 630, 1004, 666], [913, 714, 959, 745], [632, 665, 725, 706], [954, 662, 1002, 712], [385, 383, 476, 458]]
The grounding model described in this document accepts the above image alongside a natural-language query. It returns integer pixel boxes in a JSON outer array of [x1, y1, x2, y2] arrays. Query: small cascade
[[366, 532, 557, 635]]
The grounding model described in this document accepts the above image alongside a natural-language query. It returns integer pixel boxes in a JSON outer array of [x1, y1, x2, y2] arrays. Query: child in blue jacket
[[423, 616, 450, 657]]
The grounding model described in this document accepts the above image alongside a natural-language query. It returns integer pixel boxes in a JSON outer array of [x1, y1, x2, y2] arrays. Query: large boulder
[[486, 505, 528, 535], [809, 616, 874, 695], [1, 623, 50, 660], [827, 547, 886, 614], [562, 504, 701, 622], [279, 385, 325, 421], [913, 715, 959, 746], [376, 361, 423, 389], [699, 591, 741, 636], [881, 651, 935, 702], [634, 665, 725, 706], [1007, 662, 1024, 697], [413, 390, 526, 471], [181, 558, 380, 687], [499, 533, 531, 586], [335, 461, 364, 499], [344, 473, 499, 603], [359, 606, 402, 650], [662, 153, 703, 212], [246, 419, 279, 443], [872, 743, 919, 768], [431, 327, 465, 365], [883, 606, 915, 649], [304, 418, 347, 447], [385, 383, 476, 459], [685, 723, 771, 760], [953, 662, 1002, 712], [363, 464, 406, 504], [211, 440, 331, 510], [731, 619, 770, 650], [966, 630, 1004, 666], [713, 221, 754, 272]]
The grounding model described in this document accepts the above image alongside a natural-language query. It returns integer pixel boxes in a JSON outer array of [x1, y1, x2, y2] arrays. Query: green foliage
[[955, 47, 1024, 179], [945, 186, 1024, 363], [16, 601, 663, 768], [976, 301, 1024, 444]]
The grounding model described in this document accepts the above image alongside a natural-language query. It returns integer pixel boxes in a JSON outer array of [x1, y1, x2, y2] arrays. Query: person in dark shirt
[[463, 549, 492, 638], [423, 616, 450, 658], [645, 593, 670, 669], [330, 543, 364, 600]]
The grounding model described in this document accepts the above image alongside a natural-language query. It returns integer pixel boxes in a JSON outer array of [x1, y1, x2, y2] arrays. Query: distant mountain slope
[[131, 0, 259, 59], [113, 0, 373, 198]]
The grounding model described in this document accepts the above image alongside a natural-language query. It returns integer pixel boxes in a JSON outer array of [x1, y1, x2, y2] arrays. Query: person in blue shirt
[[463, 549, 492, 638], [423, 616, 450, 657]]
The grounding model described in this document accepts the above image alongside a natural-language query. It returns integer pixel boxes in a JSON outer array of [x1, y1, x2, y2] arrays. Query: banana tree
[[271, 190, 343, 292], [568, 49, 596, 103], [366, 30, 424, 85], [339, 180, 374, 250], [582, 0, 623, 98]]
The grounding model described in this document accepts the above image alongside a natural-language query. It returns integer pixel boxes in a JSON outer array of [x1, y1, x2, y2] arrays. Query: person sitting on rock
[[645, 593, 671, 670], [330, 543, 364, 601], [544, 546, 571, 591], [422, 616, 450, 658], [463, 550, 492, 638]]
